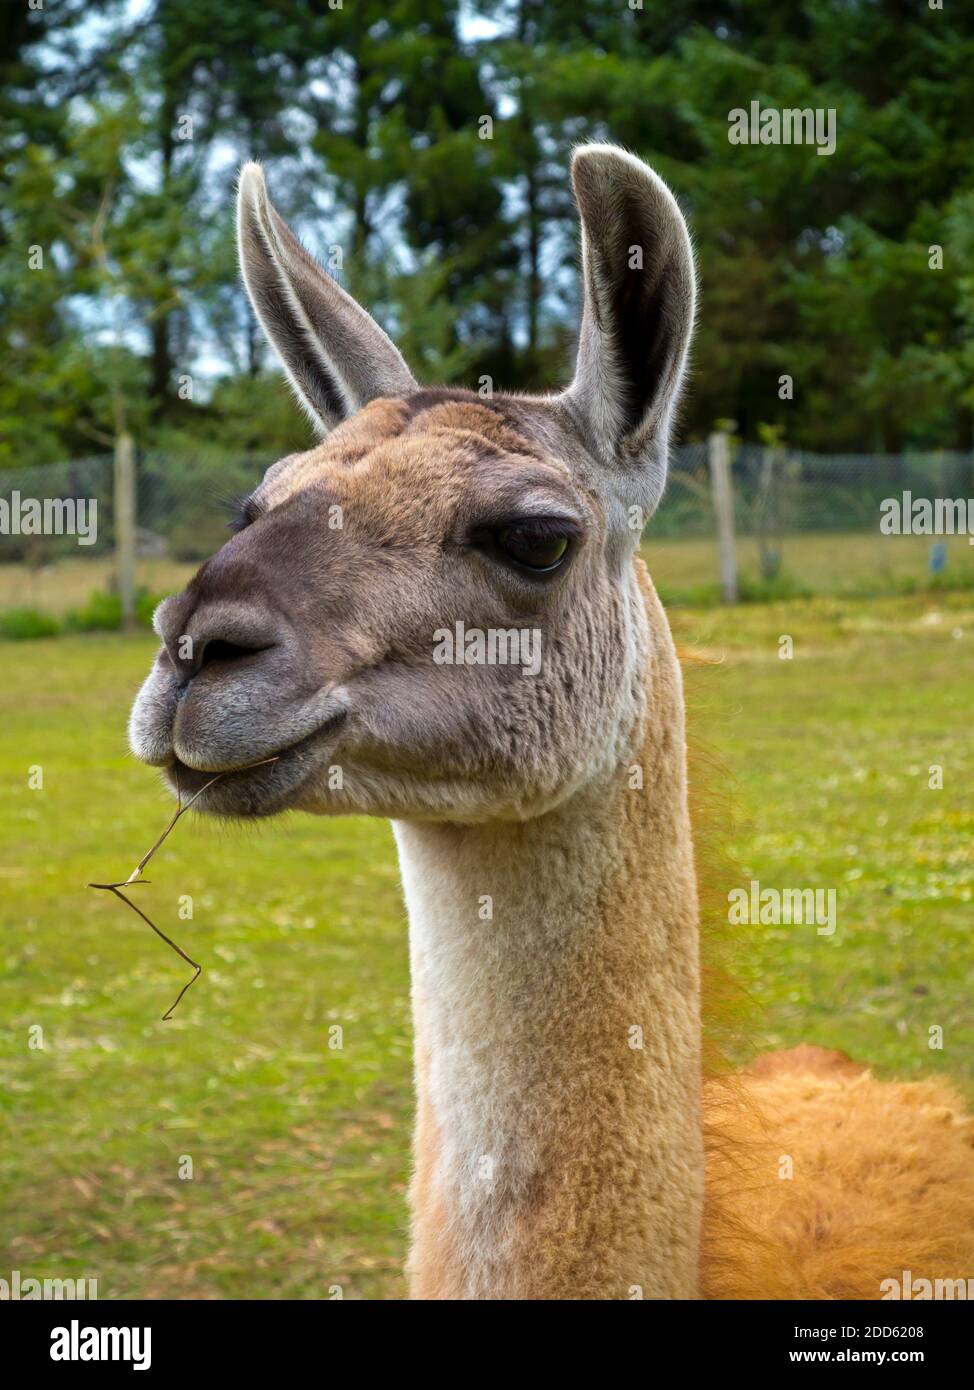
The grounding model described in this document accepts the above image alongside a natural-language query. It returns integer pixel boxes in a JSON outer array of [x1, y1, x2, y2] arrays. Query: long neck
[[393, 572, 702, 1300]]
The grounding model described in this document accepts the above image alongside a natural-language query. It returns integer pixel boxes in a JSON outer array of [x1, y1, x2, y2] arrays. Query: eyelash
[[228, 495, 258, 533], [473, 517, 580, 574]]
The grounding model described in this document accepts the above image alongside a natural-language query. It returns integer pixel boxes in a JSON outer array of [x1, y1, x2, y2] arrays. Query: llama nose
[[155, 595, 278, 686]]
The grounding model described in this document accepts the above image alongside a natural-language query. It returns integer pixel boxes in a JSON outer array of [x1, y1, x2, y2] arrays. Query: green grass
[[1, 639, 411, 1299], [0, 606, 60, 641], [1, 590, 972, 1298], [668, 591, 974, 1092]]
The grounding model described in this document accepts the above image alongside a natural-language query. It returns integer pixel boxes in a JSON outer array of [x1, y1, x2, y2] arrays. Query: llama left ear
[[565, 145, 696, 511], [237, 162, 417, 433]]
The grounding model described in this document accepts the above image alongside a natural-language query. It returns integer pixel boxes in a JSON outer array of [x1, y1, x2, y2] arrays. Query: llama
[[129, 145, 974, 1299]]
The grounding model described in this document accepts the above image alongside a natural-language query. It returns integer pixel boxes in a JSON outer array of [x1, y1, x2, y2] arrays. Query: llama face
[[129, 146, 696, 821], [129, 389, 642, 820]]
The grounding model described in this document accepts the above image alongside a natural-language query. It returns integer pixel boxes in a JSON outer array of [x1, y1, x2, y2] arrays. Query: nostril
[[198, 638, 271, 670], [160, 603, 278, 683]]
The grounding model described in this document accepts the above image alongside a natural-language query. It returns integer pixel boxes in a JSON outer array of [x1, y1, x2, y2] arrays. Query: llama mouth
[[165, 710, 348, 816]]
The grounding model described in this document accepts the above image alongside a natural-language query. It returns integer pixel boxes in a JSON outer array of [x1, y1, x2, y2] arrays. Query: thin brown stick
[[96, 882, 202, 1020], [89, 757, 278, 1020]]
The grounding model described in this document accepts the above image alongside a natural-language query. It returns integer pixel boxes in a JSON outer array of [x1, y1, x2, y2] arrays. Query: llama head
[[129, 145, 696, 820]]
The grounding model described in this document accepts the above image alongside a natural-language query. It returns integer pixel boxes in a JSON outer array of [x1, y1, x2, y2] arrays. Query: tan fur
[[408, 1027, 463, 1298], [703, 1060, 974, 1299], [398, 561, 703, 1298]]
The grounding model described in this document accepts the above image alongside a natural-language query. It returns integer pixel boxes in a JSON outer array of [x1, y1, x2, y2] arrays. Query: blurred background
[[1, 1, 972, 1299]]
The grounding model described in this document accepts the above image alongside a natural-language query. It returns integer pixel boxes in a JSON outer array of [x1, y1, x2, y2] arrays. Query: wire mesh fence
[[651, 442, 974, 602], [0, 449, 266, 619], [1, 441, 972, 618]]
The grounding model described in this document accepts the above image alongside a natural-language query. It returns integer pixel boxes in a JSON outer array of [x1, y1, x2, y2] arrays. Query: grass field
[[1, 589, 972, 1299]]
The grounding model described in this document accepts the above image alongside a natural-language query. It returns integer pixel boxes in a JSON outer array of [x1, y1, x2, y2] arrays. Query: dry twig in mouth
[[88, 757, 278, 1020]]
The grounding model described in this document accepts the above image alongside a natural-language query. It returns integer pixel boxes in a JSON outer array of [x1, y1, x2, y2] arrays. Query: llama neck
[[393, 573, 703, 1300]]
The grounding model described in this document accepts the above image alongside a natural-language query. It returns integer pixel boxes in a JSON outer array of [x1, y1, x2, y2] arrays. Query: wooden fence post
[[114, 430, 137, 631], [708, 429, 738, 603]]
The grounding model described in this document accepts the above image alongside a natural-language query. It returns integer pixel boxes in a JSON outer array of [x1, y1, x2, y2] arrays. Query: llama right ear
[[565, 145, 696, 511], [237, 163, 417, 432]]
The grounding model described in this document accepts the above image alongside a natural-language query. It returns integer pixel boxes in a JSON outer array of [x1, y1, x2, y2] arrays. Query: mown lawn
[[1, 589, 972, 1299], [669, 591, 974, 1091]]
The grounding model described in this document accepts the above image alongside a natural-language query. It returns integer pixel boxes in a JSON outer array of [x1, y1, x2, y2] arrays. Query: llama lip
[[165, 710, 348, 815]]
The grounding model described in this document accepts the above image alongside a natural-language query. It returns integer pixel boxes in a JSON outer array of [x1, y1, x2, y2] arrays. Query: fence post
[[708, 429, 738, 603], [114, 430, 137, 631]]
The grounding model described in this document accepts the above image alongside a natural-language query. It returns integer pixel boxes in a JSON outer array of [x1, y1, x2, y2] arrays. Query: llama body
[[129, 145, 974, 1299]]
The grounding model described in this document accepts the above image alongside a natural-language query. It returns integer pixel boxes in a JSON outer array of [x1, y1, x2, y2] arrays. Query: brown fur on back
[[745, 1043, 866, 1081], [702, 1063, 974, 1299]]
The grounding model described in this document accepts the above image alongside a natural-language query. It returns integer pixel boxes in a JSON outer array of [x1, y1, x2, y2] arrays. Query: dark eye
[[496, 520, 571, 572]]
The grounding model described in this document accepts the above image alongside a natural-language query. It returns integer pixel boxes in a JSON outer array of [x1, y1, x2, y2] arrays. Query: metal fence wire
[[1, 441, 972, 611]]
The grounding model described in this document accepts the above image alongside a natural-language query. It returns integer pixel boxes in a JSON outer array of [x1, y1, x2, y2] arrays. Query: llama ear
[[565, 145, 696, 510], [237, 162, 417, 432]]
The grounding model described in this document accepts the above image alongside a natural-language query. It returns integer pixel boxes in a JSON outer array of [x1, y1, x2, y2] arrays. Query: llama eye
[[496, 522, 571, 572]]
